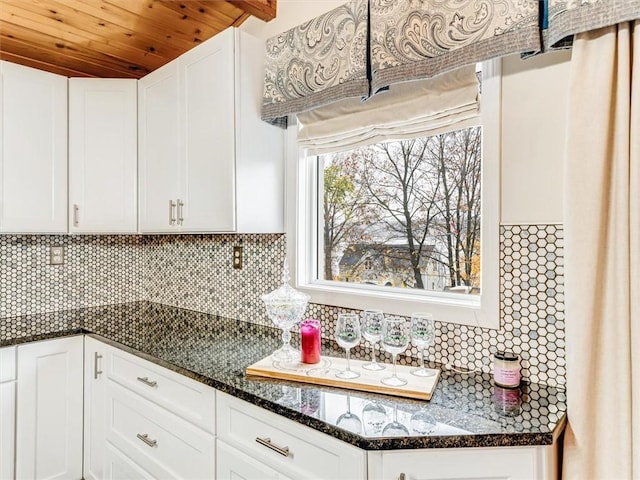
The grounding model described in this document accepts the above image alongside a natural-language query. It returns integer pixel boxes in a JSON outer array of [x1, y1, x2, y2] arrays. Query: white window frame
[[285, 59, 502, 329]]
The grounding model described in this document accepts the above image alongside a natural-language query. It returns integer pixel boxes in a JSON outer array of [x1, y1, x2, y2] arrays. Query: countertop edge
[[2, 328, 566, 451]]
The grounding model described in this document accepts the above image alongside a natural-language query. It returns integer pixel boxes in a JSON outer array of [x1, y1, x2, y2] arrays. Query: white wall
[[242, 1, 571, 225], [501, 50, 571, 224]]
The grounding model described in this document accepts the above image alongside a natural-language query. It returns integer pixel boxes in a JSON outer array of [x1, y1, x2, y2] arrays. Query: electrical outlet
[[233, 246, 243, 269], [49, 246, 64, 265]]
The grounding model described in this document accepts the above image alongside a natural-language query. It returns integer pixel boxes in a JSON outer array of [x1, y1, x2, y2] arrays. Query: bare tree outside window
[[319, 126, 482, 294]]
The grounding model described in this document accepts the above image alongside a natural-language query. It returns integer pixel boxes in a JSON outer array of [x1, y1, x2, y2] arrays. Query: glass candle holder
[[300, 319, 321, 364]]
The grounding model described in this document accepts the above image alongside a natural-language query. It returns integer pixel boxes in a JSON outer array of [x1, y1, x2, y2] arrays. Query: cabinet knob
[[399, 474, 406, 480]]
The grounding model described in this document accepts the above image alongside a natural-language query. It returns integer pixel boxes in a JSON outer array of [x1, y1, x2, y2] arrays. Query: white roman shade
[[297, 65, 479, 155]]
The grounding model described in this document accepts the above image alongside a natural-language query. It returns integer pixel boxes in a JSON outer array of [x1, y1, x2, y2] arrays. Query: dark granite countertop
[[0, 301, 567, 450]]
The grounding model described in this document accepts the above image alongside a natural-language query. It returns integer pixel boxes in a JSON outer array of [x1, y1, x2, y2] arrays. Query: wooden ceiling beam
[[225, 0, 277, 22]]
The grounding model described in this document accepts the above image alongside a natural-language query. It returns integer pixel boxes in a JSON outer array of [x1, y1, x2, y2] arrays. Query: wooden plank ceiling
[[0, 0, 276, 78]]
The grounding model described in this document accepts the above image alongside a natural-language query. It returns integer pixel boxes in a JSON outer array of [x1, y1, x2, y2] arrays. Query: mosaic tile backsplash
[[0, 225, 565, 388]]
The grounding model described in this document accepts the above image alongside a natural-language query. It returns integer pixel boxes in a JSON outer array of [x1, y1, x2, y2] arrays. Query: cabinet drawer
[[104, 442, 155, 480], [368, 446, 558, 480], [216, 392, 366, 480], [105, 345, 215, 433], [217, 439, 293, 480], [106, 380, 215, 480], [0, 347, 16, 382]]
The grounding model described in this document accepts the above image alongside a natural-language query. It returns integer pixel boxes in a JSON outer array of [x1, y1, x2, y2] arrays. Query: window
[[286, 60, 501, 329]]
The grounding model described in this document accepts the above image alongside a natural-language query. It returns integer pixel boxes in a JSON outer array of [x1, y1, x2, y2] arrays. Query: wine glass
[[335, 394, 362, 434], [361, 309, 385, 371], [410, 313, 436, 377], [335, 313, 361, 379], [381, 316, 410, 387], [381, 405, 410, 436], [410, 409, 437, 435], [362, 401, 388, 436]]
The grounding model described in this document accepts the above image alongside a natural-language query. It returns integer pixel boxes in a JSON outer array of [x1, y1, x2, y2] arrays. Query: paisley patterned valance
[[547, 0, 640, 50], [260, 0, 369, 125], [370, 0, 541, 93]]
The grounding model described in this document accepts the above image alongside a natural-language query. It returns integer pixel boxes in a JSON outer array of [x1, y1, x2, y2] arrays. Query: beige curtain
[[564, 21, 640, 480]]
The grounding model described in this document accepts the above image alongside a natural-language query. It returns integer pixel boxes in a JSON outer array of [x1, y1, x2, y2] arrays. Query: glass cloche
[[261, 263, 310, 363]]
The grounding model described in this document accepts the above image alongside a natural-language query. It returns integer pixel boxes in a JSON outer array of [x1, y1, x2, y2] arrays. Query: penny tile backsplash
[[0, 225, 565, 388]]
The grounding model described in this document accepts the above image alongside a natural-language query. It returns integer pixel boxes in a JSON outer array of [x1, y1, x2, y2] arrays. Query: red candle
[[300, 319, 321, 364]]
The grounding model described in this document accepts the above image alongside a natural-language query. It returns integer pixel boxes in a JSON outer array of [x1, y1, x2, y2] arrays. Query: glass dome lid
[[261, 263, 310, 363]]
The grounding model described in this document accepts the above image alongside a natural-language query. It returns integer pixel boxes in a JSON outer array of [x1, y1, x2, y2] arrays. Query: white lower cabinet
[[103, 441, 155, 480], [8, 335, 560, 480], [84, 336, 108, 480], [85, 337, 216, 480], [368, 444, 559, 480], [0, 346, 16, 480], [216, 391, 367, 480], [216, 439, 292, 480], [15, 336, 84, 480]]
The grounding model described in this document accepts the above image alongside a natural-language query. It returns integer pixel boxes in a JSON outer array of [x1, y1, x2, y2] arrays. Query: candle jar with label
[[493, 351, 521, 388]]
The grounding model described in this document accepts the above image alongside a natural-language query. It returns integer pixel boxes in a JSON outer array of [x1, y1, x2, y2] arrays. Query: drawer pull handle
[[93, 352, 103, 380], [137, 376, 157, 387], [169, 200, 177, 225], [137, 433, 158, 448], [177, 199, 184, 225], [255, 437, 290, 457]]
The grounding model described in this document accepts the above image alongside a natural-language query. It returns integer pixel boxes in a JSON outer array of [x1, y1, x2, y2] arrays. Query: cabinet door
[[0, 346, 16, 480], [69, 78, 138, 233], [369, 447, 555, 480], [0, 382, 15, 480], [84, 337, 108, 480], [0, 61, 67, 233], [138, 61, 181, 233], [16, 336, 83, 480], [217, 439, 292, 480], [179, 27, 236, 232]]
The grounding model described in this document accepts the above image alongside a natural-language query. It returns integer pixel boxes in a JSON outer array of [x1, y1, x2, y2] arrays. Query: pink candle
[[300, 319, 321, 364]]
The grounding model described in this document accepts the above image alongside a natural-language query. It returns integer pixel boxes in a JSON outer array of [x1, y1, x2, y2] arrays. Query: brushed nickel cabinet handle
[[255, 437, 290, 457], [136, 433, 157, 448], [136, 376, 157, 388], [73, 204, 79, 227], [93, 352, 103, 380], [169, 200, 177, 225], [177, 199, 184, 225]]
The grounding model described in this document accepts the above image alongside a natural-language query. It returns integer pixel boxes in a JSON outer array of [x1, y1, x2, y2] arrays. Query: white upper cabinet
[[179, 26, 236, 233], [0, 61, 67, 233], [139, 27, 284, 234], [69, 78, 138, 233], [138, 61, 181, 234]]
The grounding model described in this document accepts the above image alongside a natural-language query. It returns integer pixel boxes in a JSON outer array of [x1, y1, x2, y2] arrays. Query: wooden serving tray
[[246, 355, 440, 400]]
